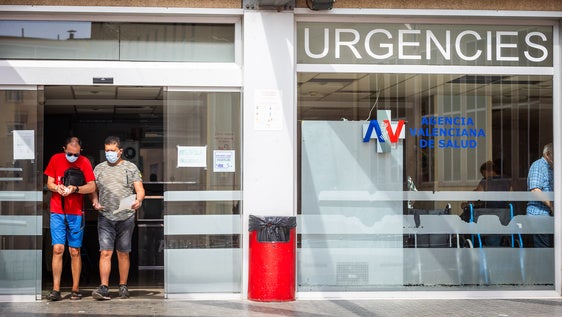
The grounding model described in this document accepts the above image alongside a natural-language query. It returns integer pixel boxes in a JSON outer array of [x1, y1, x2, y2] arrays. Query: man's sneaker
[[118, 284, 129, 299], [92, 285, 110, 300], [46, 290, 62, 301]]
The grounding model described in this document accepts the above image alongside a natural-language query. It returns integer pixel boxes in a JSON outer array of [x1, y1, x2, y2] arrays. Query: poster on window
[[13, 130, 35, 160], [177, 145, 207, 168], [213, 150, 235, 172]]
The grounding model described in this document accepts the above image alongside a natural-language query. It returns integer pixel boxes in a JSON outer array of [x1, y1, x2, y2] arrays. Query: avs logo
[[362, 110, 405, 153]]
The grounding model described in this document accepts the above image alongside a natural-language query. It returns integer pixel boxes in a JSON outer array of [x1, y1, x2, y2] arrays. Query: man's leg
[[69, 247, 82, 292], [97, 215, 116, 287], [99, 249, 113, 286], [92, 216, 114, 300], [66, 214, 84, 294], [534, 234, 554, 248], [92, 249, 112, 300], [116, 251, 130, 285], [115, 216, 135, 298], [49, 213, 66, 294], [51, 244, 64, 291]]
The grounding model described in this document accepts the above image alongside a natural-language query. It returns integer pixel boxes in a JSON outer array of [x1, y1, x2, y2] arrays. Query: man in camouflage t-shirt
[[91, 136, 145, 300]]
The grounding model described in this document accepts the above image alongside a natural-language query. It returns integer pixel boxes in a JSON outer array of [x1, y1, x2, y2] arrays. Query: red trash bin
[[248, 215, 296, 302]]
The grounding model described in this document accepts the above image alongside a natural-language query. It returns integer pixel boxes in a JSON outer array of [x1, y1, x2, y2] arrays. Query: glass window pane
[[120, 24, 235, 62], [164, 90, 241, 294], [0, 21, 235, 62], [298, 73, 553, 291], [0, 88, 42, 298], [0, 21, 119, 60]]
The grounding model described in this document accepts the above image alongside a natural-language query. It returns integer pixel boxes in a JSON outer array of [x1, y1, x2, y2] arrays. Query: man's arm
[[90, 188, 104, 210], [68, 180, 95, 195], [47, 176, 67, 196], [46, 176, 58, 193], [131, 181, 145, 210], [531, 187, 554, 213]]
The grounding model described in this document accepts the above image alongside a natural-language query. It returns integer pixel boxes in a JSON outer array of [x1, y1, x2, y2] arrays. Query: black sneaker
[[47, 290, 62, 301], [92, 285, 110, 300], [118, 284, 129, 299]]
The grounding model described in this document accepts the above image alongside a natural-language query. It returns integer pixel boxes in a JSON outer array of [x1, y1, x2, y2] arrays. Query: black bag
[[61, 167, 86, 233], [63, 167, 85, 187]]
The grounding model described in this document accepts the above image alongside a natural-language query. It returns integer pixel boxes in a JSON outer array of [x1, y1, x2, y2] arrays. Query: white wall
[[242, 10, 296, 295], [242, 11, 295, 217]]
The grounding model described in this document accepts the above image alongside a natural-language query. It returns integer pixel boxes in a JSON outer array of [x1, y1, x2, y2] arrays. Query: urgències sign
[[297, 23, 552, 67]]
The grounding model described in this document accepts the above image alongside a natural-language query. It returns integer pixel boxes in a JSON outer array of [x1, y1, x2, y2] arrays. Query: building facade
[[0, 0, 561, 301]]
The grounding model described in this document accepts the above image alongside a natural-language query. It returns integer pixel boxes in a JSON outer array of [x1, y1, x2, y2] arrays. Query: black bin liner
[[249, 215, 297, 242]]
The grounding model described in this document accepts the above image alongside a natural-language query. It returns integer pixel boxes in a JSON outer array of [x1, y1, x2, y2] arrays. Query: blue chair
[[468, 203, 525, 284]]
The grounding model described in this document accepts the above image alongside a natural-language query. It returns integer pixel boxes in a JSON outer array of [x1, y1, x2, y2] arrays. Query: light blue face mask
[[105, 151, 119, 164], [66, 154, 79, 163]]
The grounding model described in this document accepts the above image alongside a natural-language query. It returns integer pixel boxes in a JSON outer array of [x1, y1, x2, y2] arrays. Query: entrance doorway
[[42, 85, 164, 291]]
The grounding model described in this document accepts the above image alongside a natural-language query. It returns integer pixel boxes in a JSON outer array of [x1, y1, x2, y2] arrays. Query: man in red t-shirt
[[44, 137, 96, 301]]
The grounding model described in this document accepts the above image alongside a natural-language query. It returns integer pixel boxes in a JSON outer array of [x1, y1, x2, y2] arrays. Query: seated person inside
[[462, 160, 512, 247]]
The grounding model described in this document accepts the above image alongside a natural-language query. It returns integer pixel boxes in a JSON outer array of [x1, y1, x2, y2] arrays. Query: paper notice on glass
[[213, 150, 235, 172], [13, 130, 35, 160], [113, 194, 136, 214], [177, 145, 207, 168]]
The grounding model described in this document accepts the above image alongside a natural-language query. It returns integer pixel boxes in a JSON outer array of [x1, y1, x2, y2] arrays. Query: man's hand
[[131, 199, 142, 210], [57, 184, 72, 196], [92, 200, 104, 211]]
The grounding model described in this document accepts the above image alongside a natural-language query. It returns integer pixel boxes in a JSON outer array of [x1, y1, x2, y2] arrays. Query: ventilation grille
[[336, 262, 369, 285]]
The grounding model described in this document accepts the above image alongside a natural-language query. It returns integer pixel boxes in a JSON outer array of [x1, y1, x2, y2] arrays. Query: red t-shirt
[[44, 153, 95, 215]]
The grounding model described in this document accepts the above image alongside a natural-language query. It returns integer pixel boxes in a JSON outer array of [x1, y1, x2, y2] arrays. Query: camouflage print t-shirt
[[94, 160, 142, 221]]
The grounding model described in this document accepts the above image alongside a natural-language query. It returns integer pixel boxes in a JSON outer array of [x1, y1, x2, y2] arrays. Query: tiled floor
[[1, 289, 562, 317]]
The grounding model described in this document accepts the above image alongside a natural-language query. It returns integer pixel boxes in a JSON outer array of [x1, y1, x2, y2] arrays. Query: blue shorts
[[97, 214, 135, 253], [50, 213, 84, 248]]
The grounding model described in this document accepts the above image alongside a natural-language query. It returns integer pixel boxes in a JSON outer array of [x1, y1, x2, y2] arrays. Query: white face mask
[[105, 151, 119, 164], [65, 153, 79, 163]]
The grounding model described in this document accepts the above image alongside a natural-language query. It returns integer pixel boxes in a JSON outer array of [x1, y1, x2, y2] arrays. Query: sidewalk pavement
[[1, 289, 562, 317]]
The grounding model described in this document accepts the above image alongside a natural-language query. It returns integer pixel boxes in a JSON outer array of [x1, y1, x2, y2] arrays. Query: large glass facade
[[297, 72, 553, 291], [164, 90, 242, 294], [0, 15, 243, 298]]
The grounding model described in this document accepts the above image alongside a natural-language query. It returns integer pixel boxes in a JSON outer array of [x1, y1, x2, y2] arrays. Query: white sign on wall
[[297, 23, 553, 66], [254, 89, 283, 130], [177, 145, 207, 167]]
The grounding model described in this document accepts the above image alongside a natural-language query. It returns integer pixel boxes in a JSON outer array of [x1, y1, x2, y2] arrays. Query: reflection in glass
[[0, 89, 42, 298], [0, 21, 235, 62], [164, 91, 242, 294], [297, 73, 553, 291], [0, 21, 118, 60], [120, 23, 235, 62]]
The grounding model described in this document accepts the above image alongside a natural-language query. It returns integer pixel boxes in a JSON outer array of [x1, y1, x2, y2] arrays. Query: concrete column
[[241, 10, 296, 296]]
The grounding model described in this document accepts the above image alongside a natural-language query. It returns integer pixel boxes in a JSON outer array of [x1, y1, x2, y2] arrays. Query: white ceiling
[[45, 86, 163, 115], [298, 74, 552, 103], [43, 74, 552, 118]]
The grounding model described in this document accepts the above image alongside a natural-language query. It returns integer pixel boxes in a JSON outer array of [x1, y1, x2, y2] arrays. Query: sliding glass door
[[163, 89, 242, 296], [0, 86, 43, 300]]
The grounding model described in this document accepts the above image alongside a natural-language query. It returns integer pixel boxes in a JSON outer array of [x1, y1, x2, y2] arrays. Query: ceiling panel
[[72, 86, 116, 99], [117, 87, 163, 100], [45, 85, 163, 116]]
